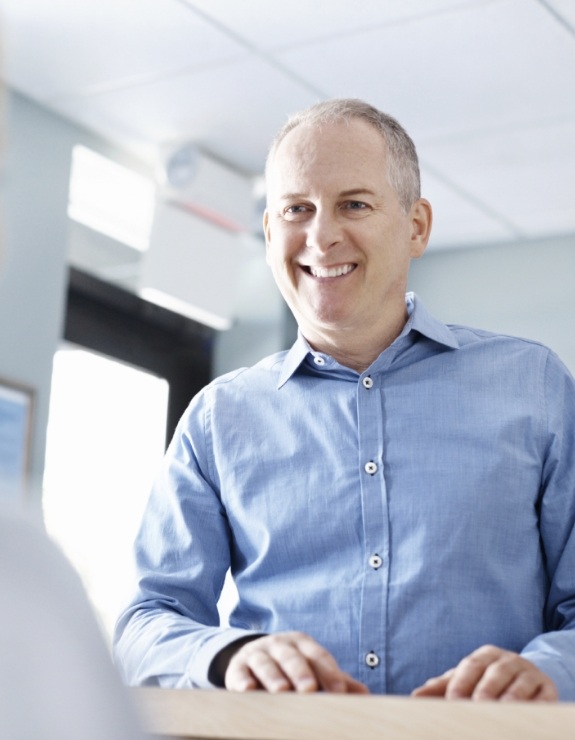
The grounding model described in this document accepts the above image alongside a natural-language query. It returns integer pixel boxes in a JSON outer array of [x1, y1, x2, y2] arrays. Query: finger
[[224, 657, 261, 692], [226, 632, 369, 695], [444, 646, 503, 699], [496, 673, 545, 702], [294, 634, 351, 693], [257, 647, 320, 694], [344, 675, 371, 694], [270, 633, 369, 694], [411, 671, 453, 698], [225, 639, 296, 693], [498, 670, 558, 703], [470, 653, 559, 702], [227, 633, 325, 693], [533, 680, 559, 702], [267, 639, 322, 693], [471, 653, 525, 700]]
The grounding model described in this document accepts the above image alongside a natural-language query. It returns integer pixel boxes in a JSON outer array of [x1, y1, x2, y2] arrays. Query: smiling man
[[114, 99, 575, 702], [263, 112, 430, 373]]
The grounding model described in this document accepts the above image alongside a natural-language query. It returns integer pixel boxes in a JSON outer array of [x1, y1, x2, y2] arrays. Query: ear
[[408, 198, 432, 259], [263, 209, 272, 266]]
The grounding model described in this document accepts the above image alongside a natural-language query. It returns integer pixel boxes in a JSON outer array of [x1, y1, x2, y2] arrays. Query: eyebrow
[[339, 188, 377, 198], [279, 188, 377, 200]]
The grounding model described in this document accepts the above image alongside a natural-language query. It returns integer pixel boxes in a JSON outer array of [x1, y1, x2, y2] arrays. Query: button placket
[[357, 365, 388, 692]]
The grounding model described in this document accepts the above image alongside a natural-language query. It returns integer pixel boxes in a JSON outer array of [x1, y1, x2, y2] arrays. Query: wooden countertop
[[132, 687, 575, 740]]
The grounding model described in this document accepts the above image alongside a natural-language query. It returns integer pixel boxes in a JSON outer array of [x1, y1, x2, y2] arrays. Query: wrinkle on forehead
[[267, 120, 390, 200]]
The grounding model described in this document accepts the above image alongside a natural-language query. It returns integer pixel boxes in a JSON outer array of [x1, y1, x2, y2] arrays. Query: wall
[[0, 91, 72, 504], [0, 90, 152, 505], [0, 89, 287, 506], [409, 233, 575, 373], [212, 239, 290, 377]]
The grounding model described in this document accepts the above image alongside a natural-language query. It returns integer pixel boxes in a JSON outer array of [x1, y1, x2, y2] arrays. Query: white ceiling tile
[[275, 0, 575, 140], [55, 58, 319, 174], [3, 0, 247, 100], [420, 119, 575, 241], [421, 169, 518, 250], [544, 0, 575, 28], [2, 0, 574, 254], [181, 0, 493, 50]]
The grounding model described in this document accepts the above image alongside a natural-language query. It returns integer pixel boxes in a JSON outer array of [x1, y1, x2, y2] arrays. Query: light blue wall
[[0, 91, 72, 504], [0, 91, 149, 505], [409, 233, 575, 373]]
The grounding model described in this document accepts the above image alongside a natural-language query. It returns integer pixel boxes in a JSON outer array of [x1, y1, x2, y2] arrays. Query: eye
[[282, 204, 312, 220], [343, 200, 368, 210]]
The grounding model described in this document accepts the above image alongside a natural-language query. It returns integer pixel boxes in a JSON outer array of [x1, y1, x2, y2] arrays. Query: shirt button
[[365, 652, 380, 668], [364, 461, 378, 475], [368, 554, 383, 569], [362, 376, 373, 389], [313, 356, 325, 366]]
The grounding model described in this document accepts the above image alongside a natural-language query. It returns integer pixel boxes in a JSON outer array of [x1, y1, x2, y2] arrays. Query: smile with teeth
[[306, 263, 356, 278]]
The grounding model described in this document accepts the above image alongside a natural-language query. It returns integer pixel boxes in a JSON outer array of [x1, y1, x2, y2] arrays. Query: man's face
[[264, 119, 430, 347]]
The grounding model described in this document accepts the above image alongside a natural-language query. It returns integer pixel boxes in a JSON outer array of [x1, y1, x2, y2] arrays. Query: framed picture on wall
[[0, 377, 34, 501]]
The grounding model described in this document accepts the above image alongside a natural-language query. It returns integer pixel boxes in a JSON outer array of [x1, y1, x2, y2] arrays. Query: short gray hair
[[265, 98, 421, 213]]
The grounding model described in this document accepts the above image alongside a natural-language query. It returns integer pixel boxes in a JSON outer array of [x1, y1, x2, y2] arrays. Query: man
[[114, 99, 575, 701]]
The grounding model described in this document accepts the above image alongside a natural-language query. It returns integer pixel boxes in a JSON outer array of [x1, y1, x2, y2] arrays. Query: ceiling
[[1, 0, 575, 251]]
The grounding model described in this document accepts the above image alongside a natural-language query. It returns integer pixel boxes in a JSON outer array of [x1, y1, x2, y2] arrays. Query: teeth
[[309, 264, 354, 278]]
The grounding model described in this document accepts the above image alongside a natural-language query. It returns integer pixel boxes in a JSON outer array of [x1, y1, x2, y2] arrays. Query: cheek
[[266, 246, 292, 287], [269, 228, 301, 263]]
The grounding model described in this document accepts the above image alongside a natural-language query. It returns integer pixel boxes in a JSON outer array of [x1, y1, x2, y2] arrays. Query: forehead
[[268, 119, 389, 194]]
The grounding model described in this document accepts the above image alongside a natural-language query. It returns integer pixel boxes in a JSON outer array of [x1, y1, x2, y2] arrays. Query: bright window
[[68, 145, 155, 251], [43, 345, 169, 640]]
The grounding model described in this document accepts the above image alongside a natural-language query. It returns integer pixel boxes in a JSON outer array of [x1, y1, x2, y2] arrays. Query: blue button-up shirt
[[114, 294, 575, 699]]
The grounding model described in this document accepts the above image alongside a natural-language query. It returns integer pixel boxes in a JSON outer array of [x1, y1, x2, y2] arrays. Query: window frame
[[64, 267, 214, 445]]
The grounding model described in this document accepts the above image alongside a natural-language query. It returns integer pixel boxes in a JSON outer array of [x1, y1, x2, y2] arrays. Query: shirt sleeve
[[113, 388, 262, 688], [520, 350, 575, 700]]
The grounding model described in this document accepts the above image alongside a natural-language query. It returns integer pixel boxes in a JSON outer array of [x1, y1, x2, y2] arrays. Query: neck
[[301, 308, 409, 374]]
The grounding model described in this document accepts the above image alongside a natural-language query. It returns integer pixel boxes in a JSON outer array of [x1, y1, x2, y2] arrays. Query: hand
[[224, 631, 369, 694], [411, 645, 558, 701]]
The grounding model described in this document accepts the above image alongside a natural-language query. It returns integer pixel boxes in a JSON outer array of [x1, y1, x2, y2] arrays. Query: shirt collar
[[401, 292, 460, 350], [277, 333, 311, 388], [277, 292, 459, 388]]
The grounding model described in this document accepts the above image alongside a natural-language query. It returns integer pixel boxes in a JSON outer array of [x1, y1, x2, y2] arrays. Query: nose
[[305, 208, 343, 253]]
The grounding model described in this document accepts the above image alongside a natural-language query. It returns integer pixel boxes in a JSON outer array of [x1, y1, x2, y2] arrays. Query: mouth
[[302, 263, 357, 279]]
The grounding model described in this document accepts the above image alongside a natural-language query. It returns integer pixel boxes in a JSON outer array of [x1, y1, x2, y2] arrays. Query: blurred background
[[0, 0, 574, 639]]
